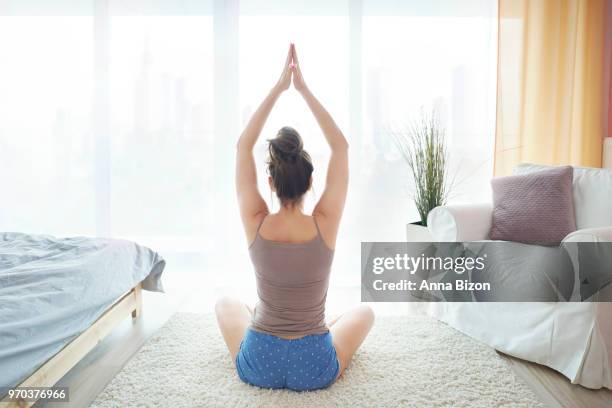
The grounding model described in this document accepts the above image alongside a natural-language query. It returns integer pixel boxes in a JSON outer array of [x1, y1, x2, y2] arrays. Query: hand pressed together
[[273, 43, 308, 95]]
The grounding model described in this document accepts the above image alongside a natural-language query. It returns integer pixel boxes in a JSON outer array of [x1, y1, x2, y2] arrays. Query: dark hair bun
[[267, 127, 314, 207], [269, 127, 303, 163]]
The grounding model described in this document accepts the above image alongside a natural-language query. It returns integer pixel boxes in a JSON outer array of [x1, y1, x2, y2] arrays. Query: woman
[[215, 43, 374, 391]]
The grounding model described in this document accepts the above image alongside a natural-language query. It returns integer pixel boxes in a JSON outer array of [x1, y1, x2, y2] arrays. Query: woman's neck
[[276, 203, 304, 218]]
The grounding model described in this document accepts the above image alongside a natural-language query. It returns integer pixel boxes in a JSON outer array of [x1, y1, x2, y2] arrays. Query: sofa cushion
[[490, 166, 576, 245], [515, 163, 612, 229]]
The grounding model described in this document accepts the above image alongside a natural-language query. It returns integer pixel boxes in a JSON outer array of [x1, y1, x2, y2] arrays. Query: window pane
[[109, 16, 214, 251], [0, 17, 95, 236], [361, 11, 497, 229]]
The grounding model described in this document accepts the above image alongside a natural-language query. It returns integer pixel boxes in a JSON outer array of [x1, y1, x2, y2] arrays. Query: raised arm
[[236, 45, 292, 241], [291, 45, 349, 243]]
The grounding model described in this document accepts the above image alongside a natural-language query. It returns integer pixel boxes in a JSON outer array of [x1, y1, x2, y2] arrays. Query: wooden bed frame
[[0, 283, 143, 408]]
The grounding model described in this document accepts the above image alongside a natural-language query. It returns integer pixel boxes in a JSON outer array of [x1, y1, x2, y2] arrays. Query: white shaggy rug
[[90, 313, 543, 408]]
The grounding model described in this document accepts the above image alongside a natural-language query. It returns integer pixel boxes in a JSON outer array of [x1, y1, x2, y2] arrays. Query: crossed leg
[[215, 296, 375, 377], [328, 304, 375, 378], [215, 296, 252, 363]]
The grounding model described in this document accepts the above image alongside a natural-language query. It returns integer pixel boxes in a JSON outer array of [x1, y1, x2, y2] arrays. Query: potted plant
[[395, 108, 450, 242]]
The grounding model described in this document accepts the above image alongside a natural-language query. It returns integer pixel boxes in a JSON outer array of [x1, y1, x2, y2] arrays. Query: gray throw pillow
[[490, 166, 576, 245]]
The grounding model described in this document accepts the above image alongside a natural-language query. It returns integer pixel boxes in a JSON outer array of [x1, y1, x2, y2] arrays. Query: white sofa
[[425, 163, 612, 389]]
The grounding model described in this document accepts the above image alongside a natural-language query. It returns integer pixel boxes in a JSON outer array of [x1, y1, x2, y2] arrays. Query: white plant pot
[[406, 222, 433, 242]]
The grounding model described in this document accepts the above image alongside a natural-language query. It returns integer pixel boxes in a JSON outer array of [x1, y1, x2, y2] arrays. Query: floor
[[35, 277, 612, 408], [499, 354, 612, 408]]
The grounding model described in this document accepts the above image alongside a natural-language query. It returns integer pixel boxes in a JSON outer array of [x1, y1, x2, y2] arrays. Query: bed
[[0, 232, 165, 407]]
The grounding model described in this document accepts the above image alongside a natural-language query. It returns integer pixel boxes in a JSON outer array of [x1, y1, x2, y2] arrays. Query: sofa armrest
[[427, 204, 493, 242], [562, 227, 612, 243], [562, 227, 612, 302]]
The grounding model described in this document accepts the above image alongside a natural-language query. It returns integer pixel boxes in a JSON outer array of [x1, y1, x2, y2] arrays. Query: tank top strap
[[312, 215, 321, 236], [255, 214, 268, 235]]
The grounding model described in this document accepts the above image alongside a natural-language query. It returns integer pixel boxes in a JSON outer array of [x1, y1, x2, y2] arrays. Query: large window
[[0, 0, 497, 289]]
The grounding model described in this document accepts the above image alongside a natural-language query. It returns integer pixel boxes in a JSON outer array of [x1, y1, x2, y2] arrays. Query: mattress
[[0, 232, 165, 390]]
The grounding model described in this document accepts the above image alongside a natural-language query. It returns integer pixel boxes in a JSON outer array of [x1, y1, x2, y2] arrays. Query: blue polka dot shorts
[[235, 328, 340, 391]]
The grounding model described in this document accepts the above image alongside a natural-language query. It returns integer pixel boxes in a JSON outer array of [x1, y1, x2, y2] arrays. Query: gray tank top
[[249, 215, 334, 337]]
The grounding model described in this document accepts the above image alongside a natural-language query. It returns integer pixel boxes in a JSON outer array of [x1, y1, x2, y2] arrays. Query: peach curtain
[[495, 0, 607, 175]]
